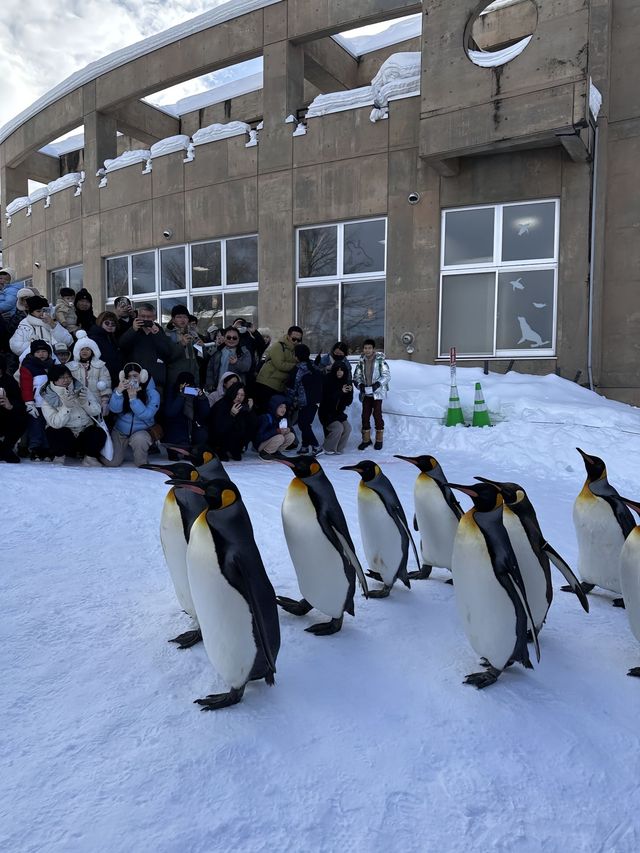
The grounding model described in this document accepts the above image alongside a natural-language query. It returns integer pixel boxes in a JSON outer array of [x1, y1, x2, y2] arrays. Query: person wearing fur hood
[[9, 295, 73, 358], [67, 330, 112, 414], [40, 364, 105, 465]]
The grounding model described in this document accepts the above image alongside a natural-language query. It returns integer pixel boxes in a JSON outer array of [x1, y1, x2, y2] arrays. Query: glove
[[26, 401, 39, 418], [357, 383, 365, 392], [77, 386, 89, 399], [372, 382, 381, 391]]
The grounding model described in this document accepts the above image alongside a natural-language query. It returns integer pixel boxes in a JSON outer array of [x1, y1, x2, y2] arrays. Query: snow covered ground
[[3, 362, 640, 852]]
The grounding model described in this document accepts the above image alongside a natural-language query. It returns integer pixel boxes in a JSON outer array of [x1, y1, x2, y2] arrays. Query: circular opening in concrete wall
[[465, 0, 538, 68]]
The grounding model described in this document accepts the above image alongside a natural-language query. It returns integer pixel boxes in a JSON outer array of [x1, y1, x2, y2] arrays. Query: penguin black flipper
[[413, 513, 419, 532], [429, 465, 464, 520], [367, 474, 421, 573], [474, 507, 540, 666], [543, 541, 590, 612], [590, 479, 636, 539]]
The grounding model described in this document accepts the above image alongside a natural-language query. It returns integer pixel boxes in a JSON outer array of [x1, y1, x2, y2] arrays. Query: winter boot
[[358, 429, 372, 451], [374, 429, 384, 450]]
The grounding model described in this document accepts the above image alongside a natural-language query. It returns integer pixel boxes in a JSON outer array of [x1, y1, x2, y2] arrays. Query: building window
[[50, 265, 84, 300], [439, 200, 558, 357], [105, 235, 259, 333], [296, 218, 386, 354]]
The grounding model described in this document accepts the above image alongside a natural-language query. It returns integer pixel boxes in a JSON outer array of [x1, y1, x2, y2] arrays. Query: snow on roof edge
[[0, 0, 282, 145]]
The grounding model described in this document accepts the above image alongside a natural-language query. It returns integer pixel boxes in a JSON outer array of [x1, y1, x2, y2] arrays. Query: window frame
[[295, 217, 387, 351], [50, 264, 84, 300], [438, 199, 559, 359]]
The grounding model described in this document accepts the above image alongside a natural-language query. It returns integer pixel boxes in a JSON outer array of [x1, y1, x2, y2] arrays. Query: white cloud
[[0, 0, 222, 129]]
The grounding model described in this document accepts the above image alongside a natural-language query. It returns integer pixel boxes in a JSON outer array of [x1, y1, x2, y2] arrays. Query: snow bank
[[149, 135, 191, 159], [103, 149, 151, 174], [191, 121, 251, 146], [28, 186, 50, 205], [47, 172, 83, 195], [306, 86, 375, 118], [5, 196, 30, 216]]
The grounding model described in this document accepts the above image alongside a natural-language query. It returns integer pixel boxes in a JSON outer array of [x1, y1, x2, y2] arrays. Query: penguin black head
[[272, 455, 323, 480], [166, 476, 240, 509], [341, 460, 380, 482], [394, 454, 439, 473], [162, 444, 219, 467], [620, 496, 640, 520], [576, 448, 606, 482], [448, 482, 502, 512], [474, 476, 523, 506], [141, 461, 199, 481]]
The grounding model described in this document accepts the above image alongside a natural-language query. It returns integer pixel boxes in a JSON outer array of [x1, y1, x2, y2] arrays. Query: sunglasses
[[103, 320, 116, 326], [291, 336, 302, 343], [225, 336, 239, 342]]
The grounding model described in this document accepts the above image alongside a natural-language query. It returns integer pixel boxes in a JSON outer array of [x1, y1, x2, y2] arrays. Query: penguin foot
[[305, 616, 343, 636], [365, 570, 384, 582], [480, 657, 513, 669], [276, 596, 313, 616], [368, 585, 391, 599], [169, 629, 203, 649], [612, 598, 626, 608], [464, 667, 501, 689], [407, 565, 433, 580], [195, 684, 245, 711], [627, 667, 640, 678], [561, 581, 595, 594]]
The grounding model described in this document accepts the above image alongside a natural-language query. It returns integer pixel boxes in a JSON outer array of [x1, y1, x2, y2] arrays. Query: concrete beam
[[558, 129, 590, 162], [110, 100, 180, 146], [303, 37, 358, 93], [20, 151, 60, 184], [288, 0, 422, 43], [429, 157, 460, 177]]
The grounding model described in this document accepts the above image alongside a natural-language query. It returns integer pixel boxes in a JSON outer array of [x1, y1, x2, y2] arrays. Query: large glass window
[[106, 234, 258, 331], [296, 218, 386, 354], [439, 200, 558, 358], [50, 264, 84, 300]]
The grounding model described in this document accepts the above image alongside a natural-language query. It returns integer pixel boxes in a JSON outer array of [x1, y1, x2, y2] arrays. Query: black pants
[[45, 425, 106, 458], [361, 396, 384, 431], [297, 404, 320, 448], [0, 409, 27, 449]]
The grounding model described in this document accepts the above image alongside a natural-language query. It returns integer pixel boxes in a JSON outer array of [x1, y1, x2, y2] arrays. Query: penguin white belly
[[160, 491, 198, 623], [282, 482, 349, 619], [573, 493, 624, 593], [452, 520, 517, 670], [358, 486, 403, 587], [503, 512, 549, 631], [415, 476, 459, 569], [620, 528, 640, 644], [187, 515, 257, 689]]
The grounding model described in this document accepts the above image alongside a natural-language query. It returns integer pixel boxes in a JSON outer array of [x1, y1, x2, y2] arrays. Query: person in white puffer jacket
[[40, 365, 106, 466], [68, 330, 112, 414], [9, 295, 73, 357]]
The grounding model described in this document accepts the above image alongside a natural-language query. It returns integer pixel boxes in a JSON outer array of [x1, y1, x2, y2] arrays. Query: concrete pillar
[[259, 40, 304, 174]]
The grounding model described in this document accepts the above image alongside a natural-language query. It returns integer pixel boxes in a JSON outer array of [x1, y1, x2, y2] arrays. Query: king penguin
[[449, 482, 540, 688], [141, 454, 229, 648], [475, 477, 589, 632], [617, 496, 640, 677], [341, 460, 419, 597], [567, 448, 635, 604], [274, 455, 368, 635], [167, 476, 280, 710], [394, 454, 463, 580]]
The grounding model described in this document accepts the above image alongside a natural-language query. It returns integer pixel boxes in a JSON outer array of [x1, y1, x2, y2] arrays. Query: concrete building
[[1, 0, 638, 402]]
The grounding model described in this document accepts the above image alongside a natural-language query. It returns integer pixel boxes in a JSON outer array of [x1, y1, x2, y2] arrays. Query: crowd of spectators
[[0, 265, 391, 467]]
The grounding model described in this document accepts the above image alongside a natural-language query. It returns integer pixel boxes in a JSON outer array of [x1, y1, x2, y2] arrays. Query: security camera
[[407, 192, 420, 205], [401, 332, 415, 346], [162, 229, 173, 240], [34, 261, 41, 269]]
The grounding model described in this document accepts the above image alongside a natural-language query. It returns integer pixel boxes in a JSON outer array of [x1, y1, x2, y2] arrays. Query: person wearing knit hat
[[9, 292, 73, 358], [16, 288, 34, 313], [54, 286, 78, 335], [19, 339, 54, 460], [39, 364, 105, 466], [0, 267, 21, 323], [67, 330, 112, 412], [53, 342, 72, 364], [74, 288, 96, 332]]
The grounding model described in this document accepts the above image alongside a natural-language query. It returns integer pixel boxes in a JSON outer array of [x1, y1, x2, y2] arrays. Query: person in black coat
[[208, 382, 257, 461], [74, 288, 97, 332], [318, 362, 354, 455], [0, 354, 27, 462], [89, 312, 123, 386], [163, 371, 209, 454]]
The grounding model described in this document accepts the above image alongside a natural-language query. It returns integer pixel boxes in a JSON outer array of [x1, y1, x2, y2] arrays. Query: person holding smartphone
[[118, 303, 173, 400], [162, 371, 209, 454], [318, 362, 354, 455], [208, 383, 256, 461], [104, 362, 160, 467]]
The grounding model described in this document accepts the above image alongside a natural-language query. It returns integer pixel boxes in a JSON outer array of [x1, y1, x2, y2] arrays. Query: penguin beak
[[394, 455, 419, 467], [162, 444, 190, 458], [271, 457, 296, 470], [140, 463, 176, 476], [165, 478, 206, 495], [576, 447, 594, 465], [621, 496, 640, 517], [447, 483, 479, 498], [340, 464, 361, 473], [474, 475, 501, 490]]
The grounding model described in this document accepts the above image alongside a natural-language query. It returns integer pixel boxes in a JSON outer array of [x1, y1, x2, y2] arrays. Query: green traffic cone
[[471, 382, 492, 427], [445, 383, 466, 427]]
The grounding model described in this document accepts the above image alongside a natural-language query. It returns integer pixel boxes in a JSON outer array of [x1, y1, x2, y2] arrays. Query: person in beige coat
[[40, 365, 105, 465], [9, 295, 73, 358], [53, 287, 79, 335], [68, 330, 112, 414]]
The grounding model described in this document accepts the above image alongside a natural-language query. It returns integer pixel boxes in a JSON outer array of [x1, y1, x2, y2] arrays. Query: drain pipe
[[587, 124, 599, 392]]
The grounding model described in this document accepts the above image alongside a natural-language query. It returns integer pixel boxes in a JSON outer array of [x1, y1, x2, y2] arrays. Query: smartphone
[[182, 386, 199, 397], [128, 379, 140, 390], [142, 320, 154, 328]]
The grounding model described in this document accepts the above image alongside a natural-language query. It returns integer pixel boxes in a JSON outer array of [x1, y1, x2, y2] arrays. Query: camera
[[162, 229, 173, 240], [407, 192, 420, 205], [182, 386, 199, 397], [142, 320, 154, 328]]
